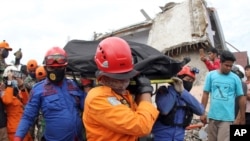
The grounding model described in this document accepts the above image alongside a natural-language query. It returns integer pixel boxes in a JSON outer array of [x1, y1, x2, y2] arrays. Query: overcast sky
[[1, 0, 249, 65]]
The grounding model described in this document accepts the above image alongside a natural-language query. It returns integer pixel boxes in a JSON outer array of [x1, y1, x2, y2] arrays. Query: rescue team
[[0, 38, 249, 141]]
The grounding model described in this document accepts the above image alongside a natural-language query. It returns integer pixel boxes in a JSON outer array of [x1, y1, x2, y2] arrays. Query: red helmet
[[177, 66, 196, 80], [44, 47, 68, 67], [95, 37, 138, 79]]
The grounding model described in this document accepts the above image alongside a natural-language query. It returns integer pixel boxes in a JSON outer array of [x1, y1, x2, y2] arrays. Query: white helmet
[[235, 64, 245, 75], [3, 65, 18, 77], [232, 64, 245, 80]]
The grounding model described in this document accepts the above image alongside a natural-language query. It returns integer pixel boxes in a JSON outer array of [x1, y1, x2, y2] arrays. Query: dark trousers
[[246, 113, 250, 125]]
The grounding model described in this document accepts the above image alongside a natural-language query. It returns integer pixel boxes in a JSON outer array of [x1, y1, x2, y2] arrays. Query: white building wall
[[121, 30, 150, 44]]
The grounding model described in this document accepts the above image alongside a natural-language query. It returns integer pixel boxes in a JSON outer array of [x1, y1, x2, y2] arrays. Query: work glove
[[134, 75, 153, 95], [171, 77, 184, 94]]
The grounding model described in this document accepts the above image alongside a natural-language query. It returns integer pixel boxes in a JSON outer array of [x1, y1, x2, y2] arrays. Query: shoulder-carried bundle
[[64, 40, 190, 79]]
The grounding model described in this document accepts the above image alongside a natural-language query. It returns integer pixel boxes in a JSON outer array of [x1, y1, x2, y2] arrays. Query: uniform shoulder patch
[[107, 97, 121, 106]]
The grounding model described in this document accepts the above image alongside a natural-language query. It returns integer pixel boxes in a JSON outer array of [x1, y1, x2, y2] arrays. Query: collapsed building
[[93, 0, 228, 99]]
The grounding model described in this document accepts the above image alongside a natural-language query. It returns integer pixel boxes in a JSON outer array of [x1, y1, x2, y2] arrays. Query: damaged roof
[[94, 0, 226, 56], [95, 20, 153, 41]]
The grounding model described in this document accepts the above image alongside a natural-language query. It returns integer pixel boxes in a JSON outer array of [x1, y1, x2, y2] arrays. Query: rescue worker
[[152, 66, 205, 141], [34, 65, 46, 141], [35, 66, 46, 82], [14, 46, 85, 141], [0, 40, 12, 82], [200, 48, 220, 71], [79, 77, 94, 141], [24, 59, 38, 93], [1, 65, 33, 141], [0, 83, 9, 141], [23, 59, 39, 140], [0, 40, 12, 141], [231, 64, 247, 124], [83, 37, 159, 141], [80, 78, 94, 93]]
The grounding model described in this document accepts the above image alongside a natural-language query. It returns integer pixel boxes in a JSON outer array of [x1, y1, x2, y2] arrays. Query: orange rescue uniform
[[83, 86, 159, 141], [2, 87, 33, 141]]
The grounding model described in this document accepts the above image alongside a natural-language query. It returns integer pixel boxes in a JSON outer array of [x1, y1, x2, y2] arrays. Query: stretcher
[[130, 79, 174, 85]]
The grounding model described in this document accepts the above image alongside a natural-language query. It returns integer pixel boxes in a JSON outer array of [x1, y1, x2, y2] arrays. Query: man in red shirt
[[200, 48, 220, 71]]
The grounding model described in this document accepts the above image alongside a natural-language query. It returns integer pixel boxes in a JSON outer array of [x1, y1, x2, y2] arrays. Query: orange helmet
[[177, 66, 198, 80], [44, 46, 68, 67], [27, 59, 38, 71], [0, 40, 12, 51], [95, 37, 138, 79], [35, 66, 47, 81]]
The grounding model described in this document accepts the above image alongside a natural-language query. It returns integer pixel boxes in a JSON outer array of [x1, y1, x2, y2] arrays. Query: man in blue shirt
[[14, 47, 86, 141], [200, 50, 245, 141], [152, 65, 205, 141]]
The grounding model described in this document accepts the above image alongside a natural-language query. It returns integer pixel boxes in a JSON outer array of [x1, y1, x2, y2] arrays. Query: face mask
[[29, 72, 36, 79], [12, 80, 18, 88], [1, 49, 9, 58], [183, 80, 193, 92], [46, 68, 65, 83], [100, 76, 130, 95]]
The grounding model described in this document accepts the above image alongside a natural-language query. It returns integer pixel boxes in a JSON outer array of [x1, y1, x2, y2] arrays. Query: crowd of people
[[0, 38, 249, 141]]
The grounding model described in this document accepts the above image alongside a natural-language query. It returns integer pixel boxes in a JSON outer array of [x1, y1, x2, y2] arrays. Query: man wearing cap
[[0, 40, 12, 141], [0, 40, 13, 83], [21, 59, 39, 140], [83, 37, 159, 141], [24, 59, 38, 93]]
